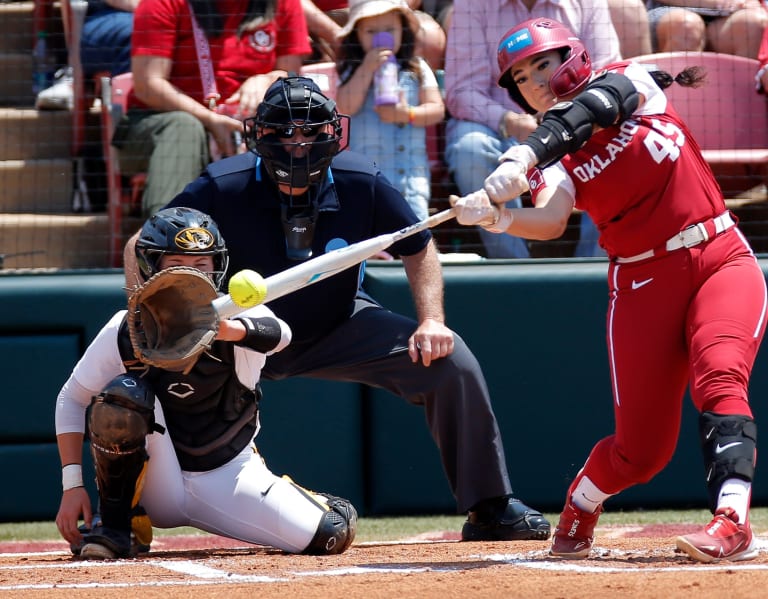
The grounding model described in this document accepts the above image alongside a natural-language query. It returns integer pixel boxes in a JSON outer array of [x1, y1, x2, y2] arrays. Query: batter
[[452, 17, 767, 563]]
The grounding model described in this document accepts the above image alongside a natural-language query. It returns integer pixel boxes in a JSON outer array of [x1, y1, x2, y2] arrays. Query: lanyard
[[188, 3, 221, 109]]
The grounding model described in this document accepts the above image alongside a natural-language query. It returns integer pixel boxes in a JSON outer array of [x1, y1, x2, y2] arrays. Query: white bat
[[213, 208, 455, 319]]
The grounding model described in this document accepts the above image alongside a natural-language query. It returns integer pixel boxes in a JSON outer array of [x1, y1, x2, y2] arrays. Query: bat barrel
[[212, 295, 242, 319]]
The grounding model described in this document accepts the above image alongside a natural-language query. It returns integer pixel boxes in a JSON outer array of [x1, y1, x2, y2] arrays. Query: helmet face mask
[[245, 76, 349, 193], [497, 18, 592, 114], [135, 207, 229, 287], [245, 76, 350, 261]]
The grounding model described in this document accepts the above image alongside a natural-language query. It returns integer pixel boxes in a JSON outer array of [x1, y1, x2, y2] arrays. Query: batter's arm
[[400, 240, 454, 367], [502, 184, 576, 241]]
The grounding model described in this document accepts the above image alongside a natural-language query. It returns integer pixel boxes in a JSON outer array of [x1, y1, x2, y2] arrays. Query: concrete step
[[0, 52, 35, 107], [0, 158, 72, 212], [0, 1, 66, 107], [0, 2, 33, 55], [0, 213, 110, 270], [0, 108, 71, 160]]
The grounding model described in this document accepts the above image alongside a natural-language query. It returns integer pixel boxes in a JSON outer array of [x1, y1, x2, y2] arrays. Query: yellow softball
[[228, 269, 268, 308]]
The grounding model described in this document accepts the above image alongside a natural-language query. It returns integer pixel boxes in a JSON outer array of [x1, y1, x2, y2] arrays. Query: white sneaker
[[35, 66, 74, 111]]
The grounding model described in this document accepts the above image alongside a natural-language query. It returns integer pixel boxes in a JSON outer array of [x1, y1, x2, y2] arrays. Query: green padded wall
[[257, 378, 365, 510], [1, 259, 767, 520], [361, 259, 768, 514]]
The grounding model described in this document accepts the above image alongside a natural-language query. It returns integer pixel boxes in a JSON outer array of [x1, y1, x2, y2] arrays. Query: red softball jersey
[[529, 61, 726, 260], [130, 0, 310, 109]]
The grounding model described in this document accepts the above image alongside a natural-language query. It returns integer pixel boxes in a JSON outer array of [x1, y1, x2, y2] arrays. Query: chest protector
[[118, 317, 261, 471]]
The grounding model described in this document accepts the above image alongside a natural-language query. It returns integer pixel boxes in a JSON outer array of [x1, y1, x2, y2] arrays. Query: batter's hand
[[56, 487, 93, 547], [449, 191, 499, 226], [484, 145, 536, 203], [409, 318, 454, 367]]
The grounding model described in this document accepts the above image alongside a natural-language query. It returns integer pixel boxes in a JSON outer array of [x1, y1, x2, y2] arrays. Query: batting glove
[[484, 145, 536, 204], [451, 191, 514, 233]]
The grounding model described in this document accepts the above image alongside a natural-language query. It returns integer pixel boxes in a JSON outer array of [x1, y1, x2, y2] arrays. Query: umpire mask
[[245, 77, 349, 260]]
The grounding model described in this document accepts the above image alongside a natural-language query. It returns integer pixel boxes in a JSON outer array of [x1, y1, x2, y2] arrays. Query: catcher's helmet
[[244, 76, 348, 192], [497, 18, 592, 114], [135, 207, 229, 287]]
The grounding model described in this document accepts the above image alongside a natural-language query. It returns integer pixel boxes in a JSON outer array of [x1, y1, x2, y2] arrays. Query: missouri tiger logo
[[174, 227, 215, 251]]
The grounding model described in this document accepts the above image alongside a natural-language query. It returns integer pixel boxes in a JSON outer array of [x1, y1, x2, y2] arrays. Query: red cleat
[[676, 508, 757, 563], [549, 498, 602, 559]]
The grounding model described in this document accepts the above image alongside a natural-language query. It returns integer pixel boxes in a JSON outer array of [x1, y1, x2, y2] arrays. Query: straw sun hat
[[337, 0, 421, 39]]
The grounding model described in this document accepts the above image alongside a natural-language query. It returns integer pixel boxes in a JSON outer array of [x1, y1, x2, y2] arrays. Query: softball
[[228, 269, 268, 308]]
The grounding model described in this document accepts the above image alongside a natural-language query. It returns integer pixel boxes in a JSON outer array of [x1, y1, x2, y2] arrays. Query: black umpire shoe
[[462, 497, 551, 541]]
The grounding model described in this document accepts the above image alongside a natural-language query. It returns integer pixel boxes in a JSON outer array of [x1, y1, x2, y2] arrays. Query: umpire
[[124, 76, 549, 541]]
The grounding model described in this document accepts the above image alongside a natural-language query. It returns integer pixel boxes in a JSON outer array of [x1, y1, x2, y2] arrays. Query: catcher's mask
[[497, 18, 592, 114], [135, 207, 229, 287], [244, 76, 350, 260]]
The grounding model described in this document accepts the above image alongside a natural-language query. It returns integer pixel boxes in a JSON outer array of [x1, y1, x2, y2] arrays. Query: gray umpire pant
[[262, 295, 514, 514]]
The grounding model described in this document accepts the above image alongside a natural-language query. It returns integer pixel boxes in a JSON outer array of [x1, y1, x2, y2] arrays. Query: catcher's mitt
[[127, 266, 220, 373]]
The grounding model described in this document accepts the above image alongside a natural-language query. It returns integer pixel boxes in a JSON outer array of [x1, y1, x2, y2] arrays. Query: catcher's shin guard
[[699, 411, 757, 512], [88, 375, 156, 535]]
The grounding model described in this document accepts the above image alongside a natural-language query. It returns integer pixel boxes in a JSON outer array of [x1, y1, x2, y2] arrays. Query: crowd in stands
[[35, 0, 768, 258]]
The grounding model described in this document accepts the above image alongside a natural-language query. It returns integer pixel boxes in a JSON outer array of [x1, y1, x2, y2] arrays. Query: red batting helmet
[[497, 18, 592, 114]]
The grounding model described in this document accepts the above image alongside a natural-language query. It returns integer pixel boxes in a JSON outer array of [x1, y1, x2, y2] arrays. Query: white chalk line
[[2, 540, 768, 591]]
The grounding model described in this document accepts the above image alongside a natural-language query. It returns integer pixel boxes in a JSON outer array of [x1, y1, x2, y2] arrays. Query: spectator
[[36, 0, 137, 111], [608, 0, 652, 57], [113, 0, 310, 217], [647, 0, 768, 58], [56, 207, 357, 559], [302, 0, 447, 70], [444, 0, 621, 258], [124, 76, 552, 542], [81, 0, 136, 77], [432, 0, 650, 61], [452, 17, 766, 562], [335, 0, 446, 220]]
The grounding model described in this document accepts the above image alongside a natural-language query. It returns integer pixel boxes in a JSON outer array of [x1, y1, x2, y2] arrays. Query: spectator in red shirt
[[114, 0, 310, 216]]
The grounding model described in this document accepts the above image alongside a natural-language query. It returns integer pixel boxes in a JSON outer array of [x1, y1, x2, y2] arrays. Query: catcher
[[54, 207, 357, 559]]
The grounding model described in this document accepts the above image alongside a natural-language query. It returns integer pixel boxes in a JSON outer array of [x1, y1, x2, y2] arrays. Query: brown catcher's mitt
[[127, 266, 220, 373]]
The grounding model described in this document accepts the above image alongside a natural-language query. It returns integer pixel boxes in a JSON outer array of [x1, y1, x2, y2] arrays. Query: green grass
[[3, 508, 768, 544]]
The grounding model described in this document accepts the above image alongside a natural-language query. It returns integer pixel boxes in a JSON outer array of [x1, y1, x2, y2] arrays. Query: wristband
[[62, 464, 84, 491], [485, 208, 514, 233], [408, 106, 416, 126]]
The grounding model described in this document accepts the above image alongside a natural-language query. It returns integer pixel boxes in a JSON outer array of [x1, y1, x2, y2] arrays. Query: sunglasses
[[275, 124, 323, 138]]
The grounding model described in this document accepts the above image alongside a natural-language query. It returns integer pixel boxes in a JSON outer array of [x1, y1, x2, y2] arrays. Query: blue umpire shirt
[[166, 150, 432, 345]]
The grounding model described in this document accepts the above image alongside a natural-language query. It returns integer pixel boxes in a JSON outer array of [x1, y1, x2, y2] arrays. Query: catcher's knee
[[699, 411, 757, 511], [303, 496, 358, 555], [88, 374, 157, 456]]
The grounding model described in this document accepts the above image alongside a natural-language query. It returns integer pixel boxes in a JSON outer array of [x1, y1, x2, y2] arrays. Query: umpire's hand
[[409, 318, 454, 367]]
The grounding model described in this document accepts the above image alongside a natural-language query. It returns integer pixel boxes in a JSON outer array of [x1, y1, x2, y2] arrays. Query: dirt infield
[[2, 524, 768, 599]]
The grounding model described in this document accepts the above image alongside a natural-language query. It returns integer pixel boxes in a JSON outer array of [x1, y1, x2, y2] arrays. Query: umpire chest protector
[[118, 317, 260, 471]]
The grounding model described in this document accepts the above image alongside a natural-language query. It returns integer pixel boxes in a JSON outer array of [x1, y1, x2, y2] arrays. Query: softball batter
[[55, 207, 357, 559], [452, 17, 767, 562]]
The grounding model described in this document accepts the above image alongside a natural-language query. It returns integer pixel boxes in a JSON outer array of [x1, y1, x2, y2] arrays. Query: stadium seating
[[632, 51, 768, 197], [61, 0, 109, 212], [101, 72, 145, 266]]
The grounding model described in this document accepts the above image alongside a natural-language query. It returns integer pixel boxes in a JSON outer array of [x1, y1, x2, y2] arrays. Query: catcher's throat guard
[[127, 266, 220, 373]]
